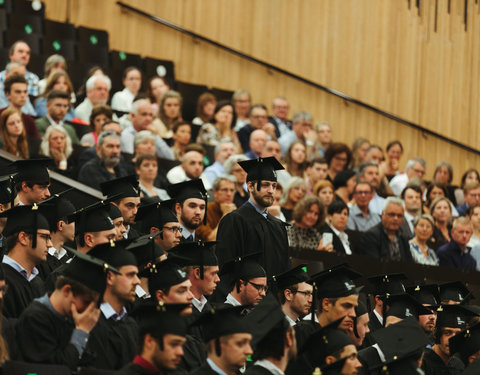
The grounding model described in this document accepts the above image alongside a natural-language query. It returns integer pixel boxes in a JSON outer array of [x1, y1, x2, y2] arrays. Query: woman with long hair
[[0, 108, 28, 159], [154, 90, 183, 138], [427, 196, 453, 252], [380, 140, 403, 182], [313, 180, 335, 208], [147, 76, 170, 116], [39, 125, 73, 174], [197, 100, 239, 148], [280, 177, 308, 223], [284, 141, 308, 178], [192, 92, 217, 126], [351, 137, 370, 169], [409, 214, 439, 266]]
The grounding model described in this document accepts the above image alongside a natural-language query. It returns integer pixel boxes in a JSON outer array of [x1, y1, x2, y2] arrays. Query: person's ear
[[285, 289, 294, 302], [325, 355, 336, 365], [322, 298, 331, 312], [193, 267, 201, 280]]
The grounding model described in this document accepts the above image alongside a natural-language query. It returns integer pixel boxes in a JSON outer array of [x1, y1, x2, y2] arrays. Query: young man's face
[[157, 279, 194, 315], [116, 197, 141, 226], [322, 294, 358, 332], [152, 334, 187, 371], [249, 181, 276, 208], [47, 98, 70, 122], [339, 345, 362, 375], [437, 327, 461, 357], [176, 199, 206, 231], [110, 265, 140, 305], [220, 333, 253, 371], [157, 222, 182, 250], [288, 282, 313, 317], [21, 182, 51, 204], [6, 82, 28, 108], [69, 291, 99, 316], [240, 277, 267, 306], [192, 265, 220, 297], [113, 217, 127, 240], [29, 229, 52, 264]]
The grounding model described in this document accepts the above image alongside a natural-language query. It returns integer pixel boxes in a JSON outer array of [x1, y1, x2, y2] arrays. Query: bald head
[[182, 151, 204, 179], [249, 129, 267, 155]]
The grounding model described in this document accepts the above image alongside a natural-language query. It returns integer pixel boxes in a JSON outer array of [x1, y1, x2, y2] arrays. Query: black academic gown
[[2, 264, 45, 318], [294, 319, 320, 352], [117, 363, 155, 375], [15, 300, 93, 370], [189, 362, 219, 375], [245, 365, 277, 374], [174, 334, 206, 374], [83, 313, 138, 370], [127, 226, 141, 240], [368, 310, 383, 332], [462, 359, 480, 375], [216, 202, 291, 278], [37, 253, 72, 281], [422, 348, 464, 375]]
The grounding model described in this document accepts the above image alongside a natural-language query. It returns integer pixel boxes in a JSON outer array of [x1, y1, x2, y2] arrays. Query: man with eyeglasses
[[358, 197, 413, 262], [272, 264, 313, 326], [389, 157, 427, 196], [347, 181, 381, 232], [0, 204, 52, 318]]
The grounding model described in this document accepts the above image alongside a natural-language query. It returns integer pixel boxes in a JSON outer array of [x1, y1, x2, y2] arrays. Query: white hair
[[86, 74, 111, 91], [39, 125, 73, 159], [131, 99, 151, 115]]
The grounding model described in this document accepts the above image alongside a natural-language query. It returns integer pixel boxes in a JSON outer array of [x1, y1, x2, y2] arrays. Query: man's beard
[[251, 190, 274, 208], [104, 155, 120, 168], [181, 213, 203, 231]]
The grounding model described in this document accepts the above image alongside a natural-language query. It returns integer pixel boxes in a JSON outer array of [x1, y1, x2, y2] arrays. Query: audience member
[[437, 217, 476, 271], [364, 144, 384, 165], [390, 157, 427, 196], [359, 197, 413, 262], [320, 200, 353, 254], [37, 54, 67, 95], [280, 177, 307, 223], [232, 88, 252, 131], [35, 89, 80, 144], [75, 75, 111, 123], [313, 179, 335, 208], [154, 90, 183, 138], [245, 128, 267, 159], [224, 154, 249, 208], [203, 140, 236, 185], [268, 96, 292, 137], [457, 182, 480, 217], [428, 196, 453, 252], [332, 169, 356, 205], [262, 139, 292, 188], [192, 92, 217, 126], [467, 204, 480, 248], [238, 104, 275, 152], [171, 121, 192, 160], [312, 121, 332, 159], [80, 104, 113, 146], [400, 185, 423, 239], [284, 140, 307, 178], [351, 137, 370, 169], [358, 161, 385, 215], [197, 100, 239, 149], [196, 176, 236, 241], [432, 161, 457, 205], [455, 168, 480, 206], [147, 75, 170, 115], [111, 67, 142, 112], [78, 130, 127, 189], [166, 146, 210, 189], [34, 70, 77, 121], [324, 142, 352, 182], [380, 140, 403, 182], [278, 110, 316, 157], [408, 214, 438, 266], [135, 154, 170, 200], [39, 125, 74, 176], [305, 158, 328, 195], [424, 182, 449, 214], [0, 107, 29, 159], [347, 181, 381, 232], [0, 62, 36, 116]]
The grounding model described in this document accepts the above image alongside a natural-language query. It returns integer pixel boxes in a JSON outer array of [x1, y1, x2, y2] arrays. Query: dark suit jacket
[[268, 116, 292, 139], [399, 217, 414, 239], [358, 222, 413, 262], [318, 223, 348, 254], [34, 117, 80, 145], [190, 363, 219, 375]]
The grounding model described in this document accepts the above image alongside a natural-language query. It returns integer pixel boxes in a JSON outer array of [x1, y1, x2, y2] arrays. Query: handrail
[[116, 1, 480, 156]]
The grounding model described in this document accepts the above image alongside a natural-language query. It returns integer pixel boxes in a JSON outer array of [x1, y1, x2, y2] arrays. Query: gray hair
[[315, 121, 331, 132], [292, 111, 313, 124], [5, 61, 23, 73], [131, 99, 151, 115], [44, 54, 67, 76], [224, 154, 249, 175], [406, 157, 426, 170], [134, 130, 155, 148], [215, 140, 236, 155], [86, 74, 111, 91], [212, 175, 236, 190], [232, 89, 251, 101], [279, 177, 307, 205], [383, 196, 404, 212], [97, 130, 119, 146], [413, 214, 435, 229], [39, 125, 73, 159], [358, 161, 379, 176]]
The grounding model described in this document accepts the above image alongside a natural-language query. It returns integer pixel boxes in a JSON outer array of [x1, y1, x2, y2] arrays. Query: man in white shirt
[[75, 75, 111, 122], [111, 67, 142, 113], [389, 158, 427, 196]]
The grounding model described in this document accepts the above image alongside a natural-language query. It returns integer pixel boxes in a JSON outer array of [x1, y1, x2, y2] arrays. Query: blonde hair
[[40, 125, 73, 159]]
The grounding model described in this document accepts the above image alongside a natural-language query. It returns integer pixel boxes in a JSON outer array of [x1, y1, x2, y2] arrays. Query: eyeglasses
[[163, 226, 183, 234], [248, 281, 268, 293], [37, 233, 52, 242], [294, 290, 313, 298]]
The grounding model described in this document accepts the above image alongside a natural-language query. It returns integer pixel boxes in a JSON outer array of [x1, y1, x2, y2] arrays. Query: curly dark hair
[[292, 196, 326, 229]]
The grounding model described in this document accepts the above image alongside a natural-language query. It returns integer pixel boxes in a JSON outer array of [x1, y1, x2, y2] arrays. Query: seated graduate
[[83, 240, 141, 370], [134, 199, 182, 254], [449, 320, 480, 372], [190, 305, 253, 375], [272, 264, 312, 326], [37, 192, 76, 280], [11, 158, 51, 206], [244, 294, 298, 375], [107, 203, 127, 240], [0, 204, 51, 318], [118, 303, 189, 375], [381, 293, 431, 328], [15, 246, 118, 370], [0, 175, 15, 252]]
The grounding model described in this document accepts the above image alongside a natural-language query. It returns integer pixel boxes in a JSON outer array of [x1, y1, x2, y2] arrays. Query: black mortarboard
[[333, 169, 356, 190], [0, 204, 50, 248], [384, 293, 432, 320], [147, 255, 190, 294], [135, 199, 178, 234], [450, 322, 480, 364], [406, 284, 439, 307], [11, 158, 51, 185], [62, 246, 120, 295], [435, 304, 472, 329], [219, 253, 266, 293], [132, 301, 188, 339], [39, 190, 76, 231], [439, 281, 472, 304], [300, 317, 354, 367], [0, 174, 16, 206], [100, 175, 139, 200], [271, 264, 309, 291], [168, 240, 218, 279], [166, 179, 208, 224], [355, 298, 368, 317], [191, 305, 251, 342], [245, 293, 289, 349], [87, 239, 137, 268], [106, 203, 122, 220], [371, 317, 429, 372], [67, 200, 114, 238], [310, 263, 363, 299], [367, 273, 407, 296], [126, 231, 163, 270], [238, 157, 284, 191]]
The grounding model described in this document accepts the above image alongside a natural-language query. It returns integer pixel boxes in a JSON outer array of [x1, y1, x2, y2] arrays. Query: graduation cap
[[370, 317, 430, 373], [271, 264, 309, 291], [132, 301, 189, 344], [126, 231, 163, 271], [106, 203, 122, 220], [384, 293, 432, 320], [67, 200, 114, 244], [244, 293, 289, 349], [300, 317, 354, 367], [100, 175, 139, 200], [168, 240, 218, 279], [219, 253, 266, 293], [39, 189, 76, 231], [147, 255, 191, 295], [0, 204, 50, 248], [62, 246, 120, 295], [135, 199, 178, 235], [367, 273, 407, 296], [353, 294, 369, 339], [0, 174, 16, 207], [310, 263, 363, 299], [449, 322, 480, 364], [87, 239, 137, 269], [436, 304, 473, 329], [191, 305, 251, 342], [166, 180, 208, 224], [10, 158, 51, 185], [439, 281, 472, 304], [238, 156, 284, 191], [406, 283, 439, 308]]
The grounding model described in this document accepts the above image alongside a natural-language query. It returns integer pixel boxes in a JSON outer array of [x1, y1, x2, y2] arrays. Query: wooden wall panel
[[41, 0, 480, 184]]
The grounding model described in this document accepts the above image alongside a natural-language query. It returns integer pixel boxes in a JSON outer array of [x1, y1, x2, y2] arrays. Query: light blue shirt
[[36, 293, 90, 356], [277, 130, 299, 156], [347, 204, 381, 232], [120, 126, 174, 160], [225, 293, 242, 306], [248, 199, 268, 219], [369, 192, 385, 216], [203, 161, 225, 185], [206, 358, 228, 375], [2, 255, 39, 282], [100, 302, 128, 321]]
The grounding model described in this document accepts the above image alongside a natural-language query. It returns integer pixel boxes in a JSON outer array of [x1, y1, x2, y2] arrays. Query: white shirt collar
[[373, 309, 383, 325], [254, 359, 285, 375], [100, 302, 128, 321], [47, 114, 63, 126], [206, 358, 228, 375], [225, 293, 242, 306], [192, 295, 208, 312], [2, 255, 39, 282], [284, 313, 297, 326], [48, 246, 67, 260]]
